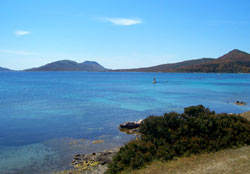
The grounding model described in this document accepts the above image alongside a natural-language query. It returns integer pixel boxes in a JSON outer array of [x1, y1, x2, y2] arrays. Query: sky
[[0, 0, 250, 70]]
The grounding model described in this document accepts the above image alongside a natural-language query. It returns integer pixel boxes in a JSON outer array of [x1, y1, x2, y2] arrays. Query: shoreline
[[54, 111, 250, 174], [54, 110, 250, 174]]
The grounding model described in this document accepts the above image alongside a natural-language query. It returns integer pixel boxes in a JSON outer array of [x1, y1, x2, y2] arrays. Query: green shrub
[[107, 105, 250, 174]]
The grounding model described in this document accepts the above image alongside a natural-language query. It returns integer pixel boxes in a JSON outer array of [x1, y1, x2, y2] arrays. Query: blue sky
[[0, 0, 250, 70]]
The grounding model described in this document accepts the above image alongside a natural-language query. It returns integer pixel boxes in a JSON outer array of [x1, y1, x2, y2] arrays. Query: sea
[[0, 72, 250, 174]]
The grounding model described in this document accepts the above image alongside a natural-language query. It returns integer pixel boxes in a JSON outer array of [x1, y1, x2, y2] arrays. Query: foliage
[[107, 105, 250, 174]]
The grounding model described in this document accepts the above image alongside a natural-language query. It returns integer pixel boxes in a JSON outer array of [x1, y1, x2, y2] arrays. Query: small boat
[[152, 77, 157, 83]]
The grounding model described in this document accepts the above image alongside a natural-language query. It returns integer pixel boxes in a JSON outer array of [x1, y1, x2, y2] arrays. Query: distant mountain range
[[115, 49, 250, 73], [0, 49, 250, 73], [114, 58, 214, 72], [25, 60, 108, 72], [0, 67, 12, 71]]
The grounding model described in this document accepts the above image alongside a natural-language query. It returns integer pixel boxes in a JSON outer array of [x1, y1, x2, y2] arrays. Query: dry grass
[[241, 111, 250, 121], [122, 146, 250, 174], [121, 112, 250, 174]]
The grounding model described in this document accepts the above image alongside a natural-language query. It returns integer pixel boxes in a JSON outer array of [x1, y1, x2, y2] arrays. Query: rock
[[119, 119, 142, 129], [235, 101, 247, 106], [119, 120, 143, 135], [69, 149, 118, 173]]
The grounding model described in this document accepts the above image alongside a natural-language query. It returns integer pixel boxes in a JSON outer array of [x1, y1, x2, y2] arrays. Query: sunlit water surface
[[0, 72, 250, 173]]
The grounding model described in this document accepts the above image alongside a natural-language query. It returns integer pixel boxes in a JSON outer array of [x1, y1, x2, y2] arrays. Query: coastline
[[1, 72, 249, 174], [52, 121, 142, 174], [54, 111, 250, 174]]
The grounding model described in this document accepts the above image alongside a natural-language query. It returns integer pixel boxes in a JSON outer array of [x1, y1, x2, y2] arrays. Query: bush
[[107, 105, 250, 174]]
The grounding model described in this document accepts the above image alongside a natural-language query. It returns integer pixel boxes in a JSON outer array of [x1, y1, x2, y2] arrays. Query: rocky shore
[[54, 120, 142, 174], [73, 149, 118, 174], [55, 113, 250, 174], [55, 149, 118, 174]]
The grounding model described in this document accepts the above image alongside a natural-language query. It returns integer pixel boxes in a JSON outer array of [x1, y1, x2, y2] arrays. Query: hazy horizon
[[0, 48, 246, 71], [1, 0, 250, 70]]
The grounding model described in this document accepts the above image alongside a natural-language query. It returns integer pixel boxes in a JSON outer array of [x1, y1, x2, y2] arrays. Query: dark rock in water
[[119, 120, 142, 129], [119, 120, 143, 135], [235, 101, 247, 106]]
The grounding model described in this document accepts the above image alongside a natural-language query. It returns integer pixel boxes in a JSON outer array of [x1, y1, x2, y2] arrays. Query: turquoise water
[[0, 72, 250, 173]]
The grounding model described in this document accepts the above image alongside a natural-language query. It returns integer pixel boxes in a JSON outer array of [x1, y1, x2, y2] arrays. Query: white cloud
[[0, 49, 37, 55], [105, 18, 142, 26], [14, 30, 30, 36]]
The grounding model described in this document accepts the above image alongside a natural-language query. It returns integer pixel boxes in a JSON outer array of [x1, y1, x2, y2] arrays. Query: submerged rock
[[235, 101, 247, 106], [92, 140, 104, 144]]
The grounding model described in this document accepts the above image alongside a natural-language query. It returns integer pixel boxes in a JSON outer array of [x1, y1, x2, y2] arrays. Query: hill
[[114, 49, 250, 73], [25, 60, 108, 72], [114, 58, 214, 72], [180, 49, 250, 73], [0, 67, 13, 71]]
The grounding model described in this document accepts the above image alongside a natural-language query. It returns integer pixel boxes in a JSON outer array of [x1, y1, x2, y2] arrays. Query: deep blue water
[[0, 72, 250, 173]]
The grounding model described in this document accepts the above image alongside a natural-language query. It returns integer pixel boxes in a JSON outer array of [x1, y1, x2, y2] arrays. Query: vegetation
[[121, 146, 250, 174], [107, 105, 250, 174]]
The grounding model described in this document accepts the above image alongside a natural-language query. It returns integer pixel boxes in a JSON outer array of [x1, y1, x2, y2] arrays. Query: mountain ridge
[[179, 49, 250, 73], [25, 60, 108, 72], [113, 58, 215, 72], [0, 67, 13, 71], [114, 49, 250, 73], [1, 49, 249, 73]]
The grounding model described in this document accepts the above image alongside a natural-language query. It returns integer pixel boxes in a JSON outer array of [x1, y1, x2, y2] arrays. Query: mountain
[[114, 58, 215, 72], [114, 49, 250, 73], [179, 49, 250, 73], [22, 49, 250, 73], [0, 67, 13, 71], [25, 60, 108, 72]]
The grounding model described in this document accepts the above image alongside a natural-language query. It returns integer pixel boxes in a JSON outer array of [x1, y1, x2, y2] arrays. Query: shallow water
[[0, 72, 250, 173]]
